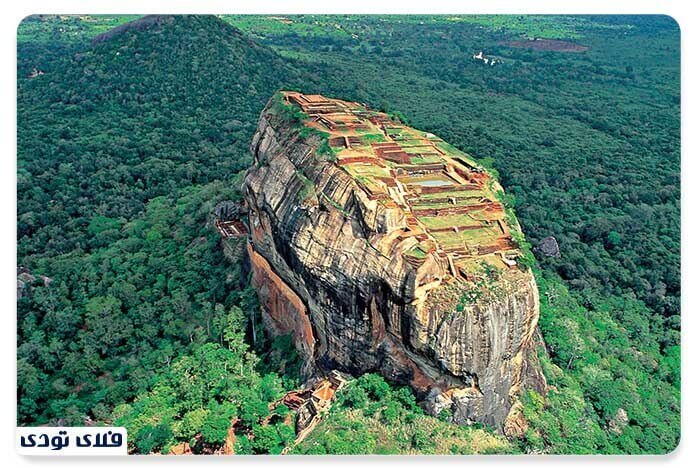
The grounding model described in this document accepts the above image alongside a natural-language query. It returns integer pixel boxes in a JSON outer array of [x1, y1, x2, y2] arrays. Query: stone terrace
[[283, 91, 522, 279]]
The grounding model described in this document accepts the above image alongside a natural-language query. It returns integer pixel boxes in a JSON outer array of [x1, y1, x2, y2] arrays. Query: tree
[[136, 424, 173, 454], [201, 403, 235, 445]]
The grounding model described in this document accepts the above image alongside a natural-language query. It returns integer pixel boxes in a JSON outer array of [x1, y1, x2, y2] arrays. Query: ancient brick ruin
[[284, 91, 522, 280]]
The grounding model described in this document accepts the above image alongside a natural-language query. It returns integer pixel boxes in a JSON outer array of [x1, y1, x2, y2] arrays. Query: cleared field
[[419, 214, 483, 229], [409, 155, 443, 164], [357, 133, 387, 144], [431, 226, 500, 248], [417, 189, 484, 199], [347, 163, 390, 178], [406, 246, 428, 259], [410, 198, 487, 210], [402, 174, 456, 186]]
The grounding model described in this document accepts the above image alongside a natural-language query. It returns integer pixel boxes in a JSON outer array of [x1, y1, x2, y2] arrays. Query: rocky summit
[[242, 92, 547, 433]]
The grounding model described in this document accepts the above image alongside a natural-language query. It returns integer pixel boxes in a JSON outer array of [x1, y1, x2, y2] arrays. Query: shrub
[[201, 402, 236, 445], [339, 383, 369, 409], [174, 408, 209, 440], [135, 423, 173, 454], [250, 422, 295, 454], [357, 374, 391, 401], [238, 395, 270, 427], [381, 400, 401, 424], [438, 407, 453, 423], [274, 403, 290, 417]]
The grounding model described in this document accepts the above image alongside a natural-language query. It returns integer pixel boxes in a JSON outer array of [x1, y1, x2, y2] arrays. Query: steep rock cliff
[[243, 92, 546, 432]]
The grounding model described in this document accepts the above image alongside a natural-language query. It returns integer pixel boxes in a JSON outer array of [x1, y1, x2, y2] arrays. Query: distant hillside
[[18, 14, 310, 259], [91, 15, 173, 44], [17, 14, 313, 426]]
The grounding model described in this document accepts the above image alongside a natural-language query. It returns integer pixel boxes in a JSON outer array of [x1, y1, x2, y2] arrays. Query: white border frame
[[3, 1, 689, 466]]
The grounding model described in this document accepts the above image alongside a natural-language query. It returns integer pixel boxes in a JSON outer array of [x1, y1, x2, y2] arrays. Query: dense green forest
[[17, 14, 680, 454]]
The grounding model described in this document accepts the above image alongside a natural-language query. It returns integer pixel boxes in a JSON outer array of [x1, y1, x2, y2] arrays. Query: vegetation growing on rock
[[293, 374, 515, 455]]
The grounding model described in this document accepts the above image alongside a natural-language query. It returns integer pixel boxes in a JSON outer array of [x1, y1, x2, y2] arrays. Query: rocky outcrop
[[608, 408, 629, 435], [242, 93, 546, 432], [17, 266, 52, 300], [534, 236, 560, 258]]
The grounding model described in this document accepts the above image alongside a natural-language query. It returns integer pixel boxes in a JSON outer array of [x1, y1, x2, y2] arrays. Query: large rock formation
[[243, 92, 546, 432]]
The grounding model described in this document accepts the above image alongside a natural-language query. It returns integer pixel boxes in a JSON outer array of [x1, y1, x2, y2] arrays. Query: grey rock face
[[214, 200, 242, 220], [534, 236, 560, 257]]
